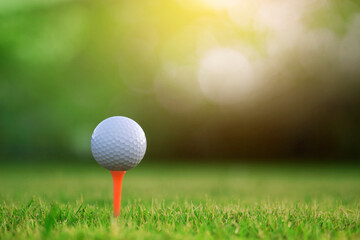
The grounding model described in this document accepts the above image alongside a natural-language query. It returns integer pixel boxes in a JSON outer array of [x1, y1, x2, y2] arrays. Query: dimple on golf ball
[[91, 116, 147, 171]]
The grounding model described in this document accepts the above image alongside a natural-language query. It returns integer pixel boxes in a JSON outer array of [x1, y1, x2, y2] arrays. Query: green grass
[[0, 161, 359, 240]]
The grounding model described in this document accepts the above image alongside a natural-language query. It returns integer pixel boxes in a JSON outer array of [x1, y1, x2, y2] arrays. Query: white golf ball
[[91, 116, 147, 171]]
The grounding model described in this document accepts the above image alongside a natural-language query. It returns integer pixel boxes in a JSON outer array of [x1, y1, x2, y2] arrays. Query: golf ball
[[91, 116, 147, 171]]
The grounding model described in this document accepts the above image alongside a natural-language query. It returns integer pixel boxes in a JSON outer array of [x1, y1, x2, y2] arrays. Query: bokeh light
[[198, 48, 256, 104]]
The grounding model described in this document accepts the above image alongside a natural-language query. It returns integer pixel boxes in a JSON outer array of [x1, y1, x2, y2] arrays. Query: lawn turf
[[0, 161, 359, 239]]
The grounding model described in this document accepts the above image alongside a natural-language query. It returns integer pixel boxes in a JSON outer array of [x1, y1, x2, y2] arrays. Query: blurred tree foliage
[[0, 0, 359, 160]]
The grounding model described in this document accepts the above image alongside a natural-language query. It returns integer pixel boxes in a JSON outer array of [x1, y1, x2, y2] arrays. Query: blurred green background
[[1, 0, 360, 161]]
